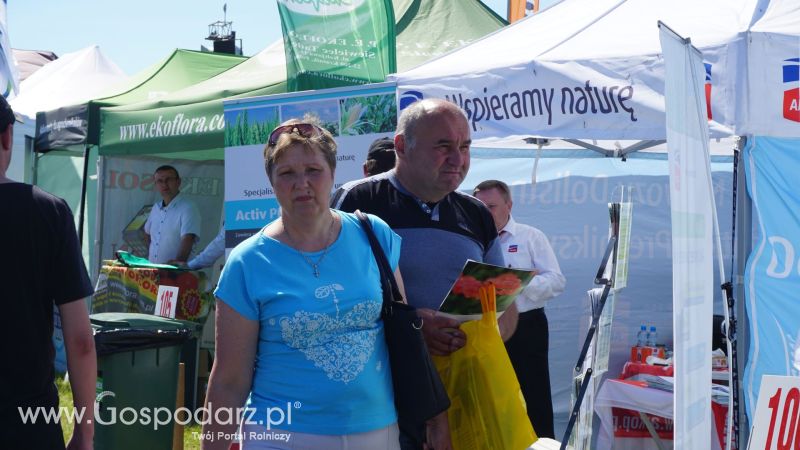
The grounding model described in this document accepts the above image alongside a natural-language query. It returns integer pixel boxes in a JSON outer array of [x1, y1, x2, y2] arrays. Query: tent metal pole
[[563, 139, 669, 159], [77, 145, 91, 246], [618, 139, 667, 158], [563, 139, 616, 157], [92, 155, 106, 283], [32, 149, 39, 186], [24, 135, 34, 183], [734, 136, 751, 447]]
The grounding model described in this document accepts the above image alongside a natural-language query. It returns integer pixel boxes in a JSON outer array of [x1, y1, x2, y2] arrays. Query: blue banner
[[223, 83, 396, 248], [743, 136, 800, 420], [225, 198, 281, 231]]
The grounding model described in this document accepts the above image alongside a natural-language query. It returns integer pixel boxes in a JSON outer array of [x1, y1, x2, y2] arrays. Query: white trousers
[[240, 422, 400, 450]]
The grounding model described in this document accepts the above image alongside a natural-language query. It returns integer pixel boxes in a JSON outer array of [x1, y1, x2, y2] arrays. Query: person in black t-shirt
[[0, 95, 96, 450]]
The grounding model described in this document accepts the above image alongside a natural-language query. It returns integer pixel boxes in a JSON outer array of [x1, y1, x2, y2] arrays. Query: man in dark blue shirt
[[333, 98, 516, 450]]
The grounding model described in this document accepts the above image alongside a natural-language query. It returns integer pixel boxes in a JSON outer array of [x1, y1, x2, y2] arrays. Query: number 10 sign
[[749, 375, 800, 449]]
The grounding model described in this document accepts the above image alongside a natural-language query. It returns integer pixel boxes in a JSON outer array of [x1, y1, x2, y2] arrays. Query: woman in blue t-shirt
[[202, 120, 404, 450]]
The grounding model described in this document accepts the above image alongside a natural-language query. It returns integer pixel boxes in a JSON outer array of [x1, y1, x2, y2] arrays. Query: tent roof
[[91, 49, 247, 108], [11, 49, 58, 82], [108, 40, 287, 113], [396, 0, 800, 141], [98, 0, 506, 158], [397, 0, 757, 80], [10, 45, 127, 119], [750, 0, 800, 33], [393, 0, 505, 71]]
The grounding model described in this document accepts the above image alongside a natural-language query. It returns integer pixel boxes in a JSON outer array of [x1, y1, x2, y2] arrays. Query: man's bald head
[[396, 99, 468, 151]]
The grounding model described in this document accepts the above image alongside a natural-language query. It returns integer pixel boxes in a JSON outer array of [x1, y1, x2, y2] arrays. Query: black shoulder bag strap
[[355, 210, 406, 313], [355, 210, 448, 445]]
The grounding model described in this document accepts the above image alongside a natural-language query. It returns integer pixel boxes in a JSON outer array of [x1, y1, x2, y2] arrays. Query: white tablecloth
[[595, 379, 725, 450]]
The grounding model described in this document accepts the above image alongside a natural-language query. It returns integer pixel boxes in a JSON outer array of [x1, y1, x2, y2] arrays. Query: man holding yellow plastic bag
[[433, 284, 537, 449], [333, 99, 521, 450]]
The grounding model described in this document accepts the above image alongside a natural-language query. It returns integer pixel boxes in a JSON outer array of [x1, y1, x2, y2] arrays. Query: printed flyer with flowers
[[438, 260, 535, 322]]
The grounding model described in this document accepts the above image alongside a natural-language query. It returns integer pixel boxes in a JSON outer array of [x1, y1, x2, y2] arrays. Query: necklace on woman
[[283, 214, 336, 278]]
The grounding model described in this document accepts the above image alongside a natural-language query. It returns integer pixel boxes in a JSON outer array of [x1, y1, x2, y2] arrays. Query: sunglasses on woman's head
[[268, 123, 322, 147]]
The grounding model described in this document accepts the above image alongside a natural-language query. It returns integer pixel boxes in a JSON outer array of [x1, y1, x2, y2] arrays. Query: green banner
[[100, 81, 287, 159], [278, 0, 396, 90]]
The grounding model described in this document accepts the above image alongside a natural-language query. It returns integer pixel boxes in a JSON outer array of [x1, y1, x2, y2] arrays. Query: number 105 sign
[[155, 285, 179, 319], [750, 375, 800, 449]]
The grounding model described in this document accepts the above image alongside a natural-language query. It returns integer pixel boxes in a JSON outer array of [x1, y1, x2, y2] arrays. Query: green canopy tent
[[392, 0, 506, 71], [36, 49, 246, 152], [99, 42, 288, 160], [98, 0, 507, 159], [32, 49, 245, 269]]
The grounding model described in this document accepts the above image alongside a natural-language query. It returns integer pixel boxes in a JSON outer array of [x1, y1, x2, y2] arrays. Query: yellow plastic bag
[[433, 284, 537, 450]]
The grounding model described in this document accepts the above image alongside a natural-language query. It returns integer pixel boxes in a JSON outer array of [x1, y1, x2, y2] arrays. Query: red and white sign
[[782, 58, 799, 123], [155, 285, 179, 319], [749, 375, 800, 450]]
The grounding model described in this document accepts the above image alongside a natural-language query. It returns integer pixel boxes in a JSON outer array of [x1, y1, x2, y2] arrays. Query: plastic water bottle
[[636, 325, 647, 347], [647, 326, 658, 347]]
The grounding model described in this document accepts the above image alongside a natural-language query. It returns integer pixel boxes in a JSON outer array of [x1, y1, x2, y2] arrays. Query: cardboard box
[[123, 205, 152, 258]]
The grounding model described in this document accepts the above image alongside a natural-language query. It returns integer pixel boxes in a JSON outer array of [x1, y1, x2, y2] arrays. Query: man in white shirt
[[144, 165, 201, 264], [474, 179, 565, 438], [172, 227, 225, 270]]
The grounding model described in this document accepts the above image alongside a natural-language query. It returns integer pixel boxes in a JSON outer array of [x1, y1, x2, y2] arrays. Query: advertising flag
[[508, 0, 538, 23], [742, 137, 800, 420], [660, 24, 715, 450], [277, 0, 395, 91]]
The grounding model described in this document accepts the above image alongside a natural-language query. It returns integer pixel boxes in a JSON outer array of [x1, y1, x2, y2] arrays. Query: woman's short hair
[[263, 119, 337, 182]]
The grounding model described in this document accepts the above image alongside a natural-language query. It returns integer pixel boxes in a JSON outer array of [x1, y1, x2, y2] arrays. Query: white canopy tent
[[740, 0, 800, 137], [393, 0, 800, 443], [393, 0, 762, 143], [10, 45, 127, 119], [7, 45, 127, 184]]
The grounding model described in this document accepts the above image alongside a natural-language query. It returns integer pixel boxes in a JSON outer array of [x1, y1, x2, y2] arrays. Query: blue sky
[[7, 0, 553, 76]]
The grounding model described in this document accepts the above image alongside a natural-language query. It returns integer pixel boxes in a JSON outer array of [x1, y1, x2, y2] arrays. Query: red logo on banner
[[704, 63, 713, 121], [783, 58, 799, 122], [784, 88, 800, 122]]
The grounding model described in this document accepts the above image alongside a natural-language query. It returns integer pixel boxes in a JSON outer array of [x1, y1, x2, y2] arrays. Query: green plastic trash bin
[[91, 313, 194, 450]]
